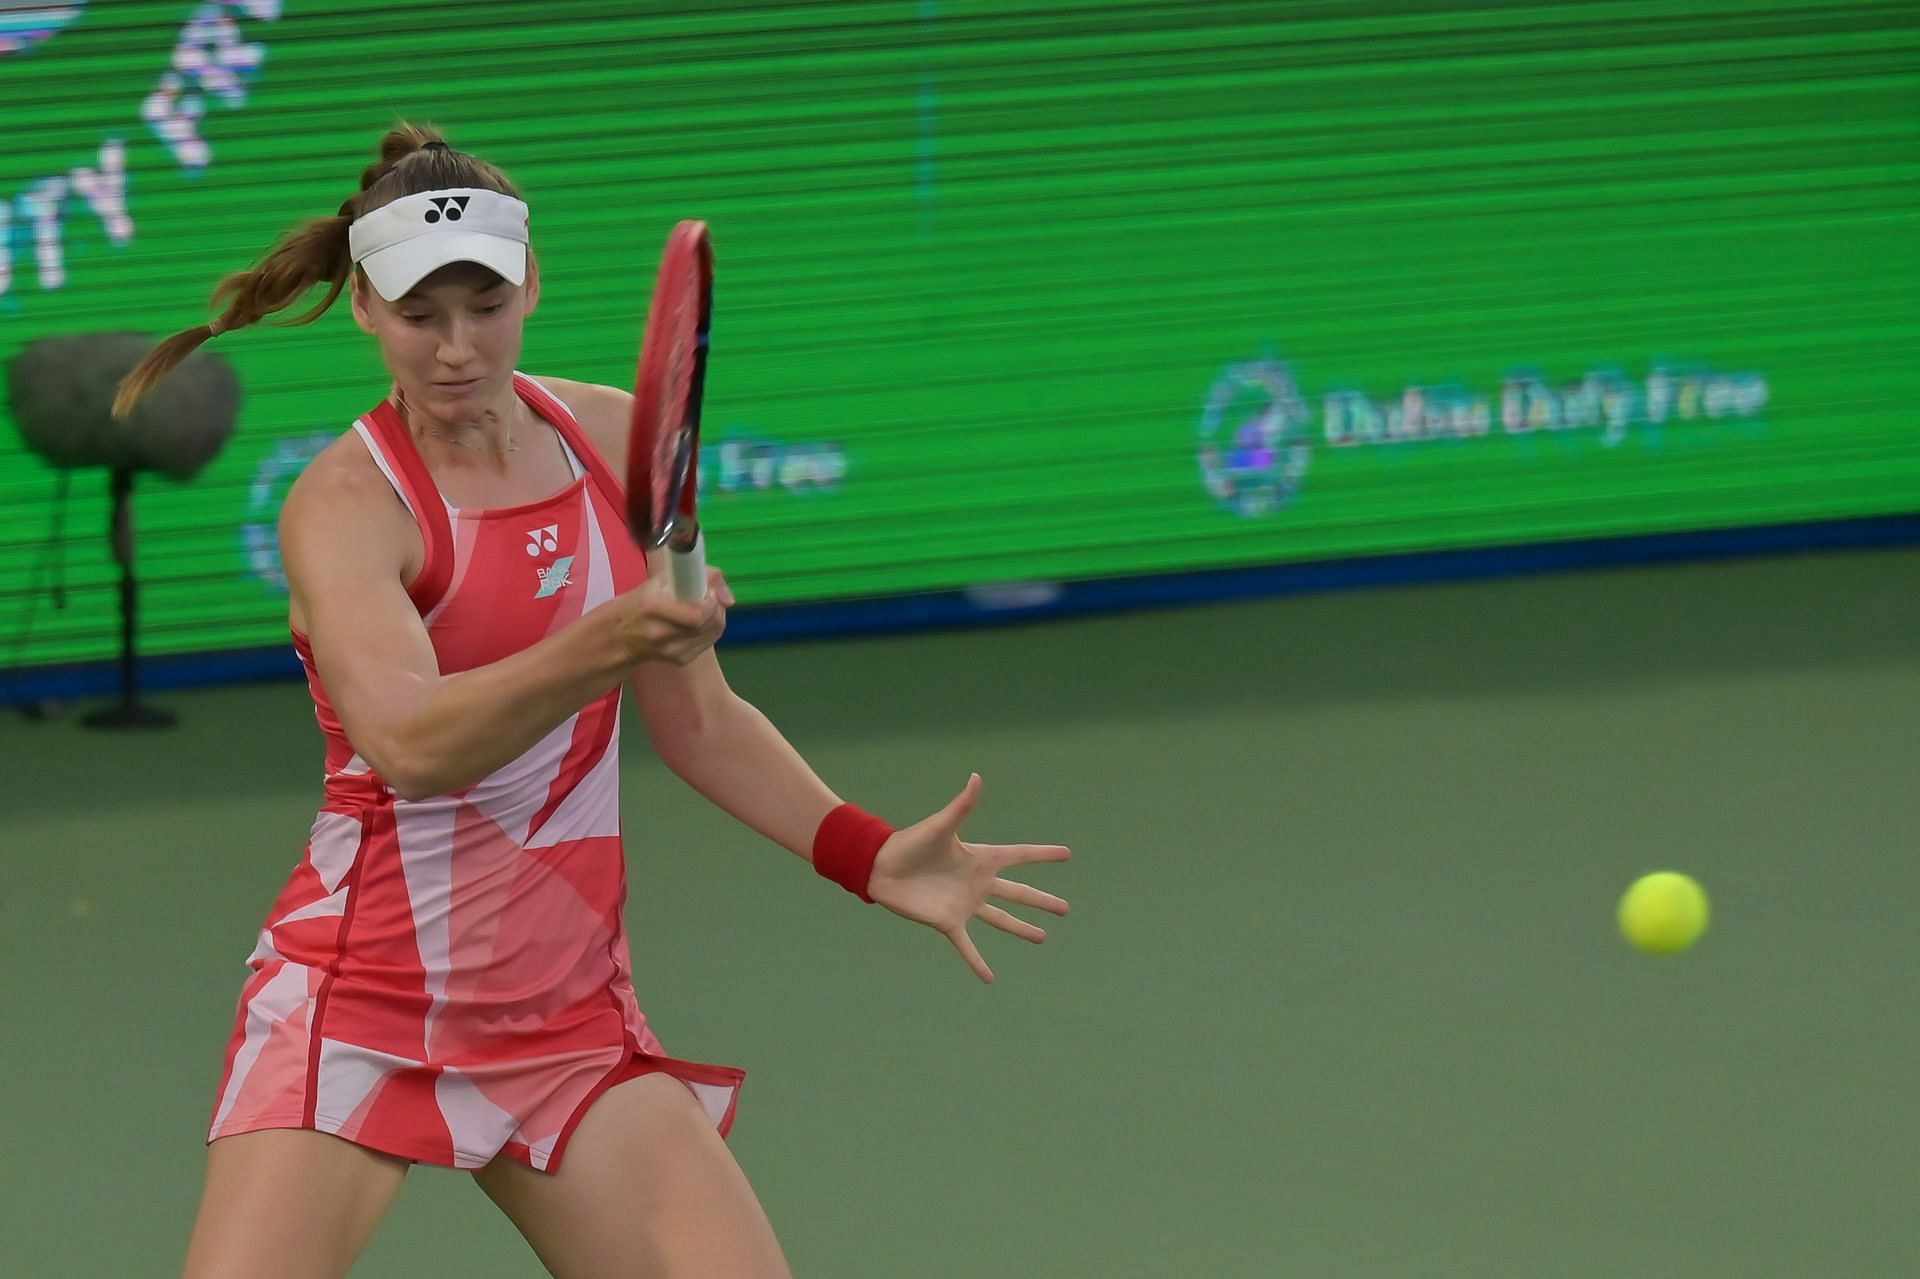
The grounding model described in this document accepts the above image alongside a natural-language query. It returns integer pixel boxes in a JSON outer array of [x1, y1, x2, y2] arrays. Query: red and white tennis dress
[[208, 373, 743, 1171]]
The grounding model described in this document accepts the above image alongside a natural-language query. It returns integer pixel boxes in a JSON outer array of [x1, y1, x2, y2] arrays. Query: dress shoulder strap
[[353, 400, 456, 613], [514, 372, 628, 510]]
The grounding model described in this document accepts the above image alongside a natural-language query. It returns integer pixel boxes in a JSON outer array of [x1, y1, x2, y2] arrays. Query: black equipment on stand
[[85, 466, 174, 729], [5, 332, 239, 730]]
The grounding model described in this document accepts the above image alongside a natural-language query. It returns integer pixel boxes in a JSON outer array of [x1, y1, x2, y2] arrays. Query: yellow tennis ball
[[1618, 872, 1710, 955]]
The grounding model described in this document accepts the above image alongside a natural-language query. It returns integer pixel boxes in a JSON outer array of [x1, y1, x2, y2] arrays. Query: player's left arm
[[533, 375, 840, 853], [536, 376, 1072, 980]]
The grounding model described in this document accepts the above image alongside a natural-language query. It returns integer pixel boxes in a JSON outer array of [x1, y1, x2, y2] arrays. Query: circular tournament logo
[[242, 433, 333, 591], [1197, 358, 1312, 517], [0, 3, 87, 58]]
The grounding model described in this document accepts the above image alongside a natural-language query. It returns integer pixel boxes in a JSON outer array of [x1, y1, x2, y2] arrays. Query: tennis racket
[[627, 219, 713, 601]]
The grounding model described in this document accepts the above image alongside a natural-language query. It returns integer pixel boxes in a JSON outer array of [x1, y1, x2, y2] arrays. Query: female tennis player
[[117, 123, 1070, 1279]]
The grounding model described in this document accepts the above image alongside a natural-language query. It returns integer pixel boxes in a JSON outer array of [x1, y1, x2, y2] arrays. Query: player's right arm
[[279, 442, 723, 801]]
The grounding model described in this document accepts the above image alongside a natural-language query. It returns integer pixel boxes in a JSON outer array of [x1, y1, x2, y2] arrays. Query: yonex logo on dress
[[424, 195, 471, 224], [525, 525, 560, 557], [534, 556, 574, 599]]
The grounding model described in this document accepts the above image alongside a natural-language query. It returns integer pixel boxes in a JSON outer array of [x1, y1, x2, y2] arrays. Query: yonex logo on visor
[[349, 187, 530, 301]]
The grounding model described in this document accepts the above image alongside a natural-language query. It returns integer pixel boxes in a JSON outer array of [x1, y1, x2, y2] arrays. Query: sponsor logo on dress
[[526, 525, 571, 597], [535, 555, 574, 599]]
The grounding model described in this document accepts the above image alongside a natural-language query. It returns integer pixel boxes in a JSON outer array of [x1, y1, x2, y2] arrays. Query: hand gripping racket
[[627, 220, 713, 601]]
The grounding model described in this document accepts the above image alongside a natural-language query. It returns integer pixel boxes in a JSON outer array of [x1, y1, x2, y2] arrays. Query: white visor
[[348, 188, 530, 301]]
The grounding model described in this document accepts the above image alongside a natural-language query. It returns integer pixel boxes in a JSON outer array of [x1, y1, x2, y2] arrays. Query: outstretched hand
[[867, 774, 1071, 983]]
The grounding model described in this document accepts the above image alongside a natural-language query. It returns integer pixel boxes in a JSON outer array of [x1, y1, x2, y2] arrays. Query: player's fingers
[[650, 618, 708, 659], [707, 568, 735, 608], [642, 590, 707, 627], [946, 925, 994, 984], [983, 842, 1072, 871], [976, 903, 1046, 945], [933, 773, 983, 833], [990, 877, 1070, 917], [645, 602, 720, 660], [655, 595, 720, 640]]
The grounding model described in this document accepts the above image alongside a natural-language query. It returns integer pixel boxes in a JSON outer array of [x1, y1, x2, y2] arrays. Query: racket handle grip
[[665, 530, 708, 602]]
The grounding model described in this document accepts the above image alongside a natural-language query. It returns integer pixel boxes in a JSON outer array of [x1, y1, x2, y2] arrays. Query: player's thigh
[[182, 1128, 409, 1279], [473, 1072, 790, 1279]]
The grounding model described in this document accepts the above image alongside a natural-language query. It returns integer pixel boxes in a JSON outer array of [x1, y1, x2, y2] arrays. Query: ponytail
[[113, 122, 518, 418], [111, 213, 351, 417]]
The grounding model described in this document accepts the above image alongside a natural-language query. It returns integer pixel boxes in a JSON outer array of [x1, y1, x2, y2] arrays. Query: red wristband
[[812, 803, 894, 903]]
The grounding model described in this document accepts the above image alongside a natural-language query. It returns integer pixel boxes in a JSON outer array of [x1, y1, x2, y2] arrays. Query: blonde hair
[[113, 122, 523, 417]]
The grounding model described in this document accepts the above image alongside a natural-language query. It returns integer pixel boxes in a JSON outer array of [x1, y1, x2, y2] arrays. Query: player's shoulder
[[530, 374, 630, 422], [529, 375, 631, 473], [279, 426, 407, 541]]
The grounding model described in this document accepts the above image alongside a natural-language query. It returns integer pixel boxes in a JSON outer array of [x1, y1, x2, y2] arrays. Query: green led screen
[[3, 0, 1917, 673]]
